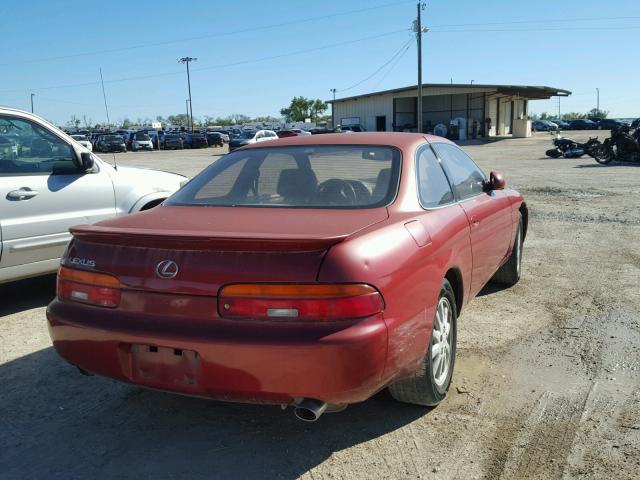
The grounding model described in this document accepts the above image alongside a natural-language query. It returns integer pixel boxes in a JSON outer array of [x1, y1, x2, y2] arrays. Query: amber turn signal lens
[[57, 266, 121, 308]]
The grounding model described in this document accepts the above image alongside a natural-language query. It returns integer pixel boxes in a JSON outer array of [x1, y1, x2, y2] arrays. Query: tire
[[388, 279, 457, 406], [491, 215, 523, 286], [593, 145, 613, 164], [546, 149, 562, 158]]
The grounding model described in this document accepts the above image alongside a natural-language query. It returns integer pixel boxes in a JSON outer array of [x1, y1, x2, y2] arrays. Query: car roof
[[241, 132, 452, 150]]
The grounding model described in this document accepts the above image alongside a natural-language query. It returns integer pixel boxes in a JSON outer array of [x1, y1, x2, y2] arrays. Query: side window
[[0, 116, 77, 175], [434, 143, 486, 200], [416, 146, 455, 208]]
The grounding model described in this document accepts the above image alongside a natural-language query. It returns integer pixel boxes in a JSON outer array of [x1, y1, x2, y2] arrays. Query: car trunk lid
[[67, 206, 388, 296]]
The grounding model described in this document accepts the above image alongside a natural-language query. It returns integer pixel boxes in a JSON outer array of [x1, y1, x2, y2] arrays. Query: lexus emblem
[[156, 260, 179, 279]]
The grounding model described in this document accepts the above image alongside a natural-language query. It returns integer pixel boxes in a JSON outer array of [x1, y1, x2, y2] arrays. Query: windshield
[[71, 135, 87, 141], [134, 133, 150, 140], [240, 131, 255, 139], [167, 145, 400, 209], [104, 135, 122, 141], [165, 135, 179, 140]]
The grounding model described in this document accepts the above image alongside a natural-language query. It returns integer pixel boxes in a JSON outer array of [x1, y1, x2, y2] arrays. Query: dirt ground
[[1, 132, 638, 479]]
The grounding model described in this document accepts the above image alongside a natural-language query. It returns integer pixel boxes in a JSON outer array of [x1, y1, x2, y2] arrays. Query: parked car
[[276, 130, 300, 138], [128, 132, 154, 151], [228, 129, 278, 151], [159, 133, 184, 150], [47, 132, 526, 421], [0, 107, 186, 284], [96, 134, 127, 153], [183, 133, 208, 149], [70, 134, 93, 151], [595, 118, 624, 130], [339, 125, 367, 132], [209, 130, 230, 142], [568, 119, 598, 130], [550, 119, 570, 130], [205, 132, 224, 147], [290, 128, 312, 136], [631, 118, 640, 129], [532, 120, 558, 132]]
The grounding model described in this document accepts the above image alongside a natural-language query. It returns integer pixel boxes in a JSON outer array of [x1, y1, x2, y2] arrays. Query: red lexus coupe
[[47, 133, 527, 421]]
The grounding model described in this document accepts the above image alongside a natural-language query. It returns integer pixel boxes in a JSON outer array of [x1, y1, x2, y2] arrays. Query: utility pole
[[99, 68, 111, 128], [414, 2, 428, 133], [185, 99, 190, 130], [596, 87, 600, 115], [330, 88, 337, 129], [30, 93, 35, 113], [558, 95, 561, 120], [178, 57, 197, 132]]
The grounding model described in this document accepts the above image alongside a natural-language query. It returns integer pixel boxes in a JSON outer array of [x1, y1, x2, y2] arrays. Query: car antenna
[[99, 67, 117, 170]]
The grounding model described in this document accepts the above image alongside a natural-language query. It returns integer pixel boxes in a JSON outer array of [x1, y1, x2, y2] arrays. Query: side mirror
[[81, 151, 95, 171], [487, 171, 506, 191]]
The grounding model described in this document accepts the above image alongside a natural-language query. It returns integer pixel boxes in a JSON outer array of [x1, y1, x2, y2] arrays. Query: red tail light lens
[[218, 284, 384, 321], [57, 267, 121, 308]]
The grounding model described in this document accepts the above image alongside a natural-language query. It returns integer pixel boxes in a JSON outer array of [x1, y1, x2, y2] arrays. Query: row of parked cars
[[69, 130, 234, 153], [532, 118, 637, 132]]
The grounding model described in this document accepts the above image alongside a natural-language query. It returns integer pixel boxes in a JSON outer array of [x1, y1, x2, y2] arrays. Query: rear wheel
[[546, 149, 562, 158], [491, 215, 523, 285], [389, 279, 457, 406]]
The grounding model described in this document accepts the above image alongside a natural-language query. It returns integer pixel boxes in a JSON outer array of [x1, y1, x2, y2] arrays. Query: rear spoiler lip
[[69, 224, 348, 252]]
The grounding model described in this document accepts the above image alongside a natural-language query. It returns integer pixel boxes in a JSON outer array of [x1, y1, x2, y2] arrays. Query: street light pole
[[330, 88, 336, 129], [185, 99, 190, 130], [30, 93, 35, 113], [178, 57, 197, 132], [596, 87, 600, 115]]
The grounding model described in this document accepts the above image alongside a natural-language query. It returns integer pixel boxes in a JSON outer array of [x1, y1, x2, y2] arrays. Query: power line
[[336, 37, 414, 93], [0, 0, 414, 68], [428, 15, 640, 28], [373, 41, 413, 90], [0, 28, 410, 94], [429, 25, 640, 33]]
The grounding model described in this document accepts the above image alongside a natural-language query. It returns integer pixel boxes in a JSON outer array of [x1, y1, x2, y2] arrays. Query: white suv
[[0, 108, 186, 283]]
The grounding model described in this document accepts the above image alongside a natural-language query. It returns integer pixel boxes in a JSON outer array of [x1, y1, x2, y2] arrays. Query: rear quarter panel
[[318, 207, 472, 385]]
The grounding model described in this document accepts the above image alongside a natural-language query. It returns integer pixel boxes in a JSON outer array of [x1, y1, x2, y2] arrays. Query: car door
[[433, 142, 512, 297], [0, 114, 116, 276]]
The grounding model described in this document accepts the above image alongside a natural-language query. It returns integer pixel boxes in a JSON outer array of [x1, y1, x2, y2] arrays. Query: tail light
[[57, 266, 121, 308], [218, 284, 384, 321]]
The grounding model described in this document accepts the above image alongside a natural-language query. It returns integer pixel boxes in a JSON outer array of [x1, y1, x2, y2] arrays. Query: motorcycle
[[545, 136, 602, 159], [593, 124, 640, 164]]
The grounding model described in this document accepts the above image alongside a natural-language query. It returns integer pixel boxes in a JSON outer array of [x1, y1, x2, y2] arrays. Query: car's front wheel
[[389, 279, 457, 406]]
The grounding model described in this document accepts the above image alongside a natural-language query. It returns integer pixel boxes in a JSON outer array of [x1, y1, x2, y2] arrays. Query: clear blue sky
[[1, 0, 638, 125]]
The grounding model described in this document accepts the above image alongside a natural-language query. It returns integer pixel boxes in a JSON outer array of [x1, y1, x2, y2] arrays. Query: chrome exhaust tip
[[293, 398, 328, 422]]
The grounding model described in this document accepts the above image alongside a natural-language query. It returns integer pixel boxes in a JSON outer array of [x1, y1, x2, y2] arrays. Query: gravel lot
[[1, 132, 638, 479]]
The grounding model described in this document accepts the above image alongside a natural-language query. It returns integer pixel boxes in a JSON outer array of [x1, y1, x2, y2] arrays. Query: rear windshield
[[167, 145, 400, 208]]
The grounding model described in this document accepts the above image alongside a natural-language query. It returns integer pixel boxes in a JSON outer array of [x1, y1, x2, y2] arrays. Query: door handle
[[7, 188, 39, 200]]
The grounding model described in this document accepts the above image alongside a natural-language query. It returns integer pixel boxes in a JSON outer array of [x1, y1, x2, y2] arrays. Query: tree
[[310, 99, 327, 123], [280, 97, 312, 122], [122, 118, 132, 128], [588, 108, 609, 119], [167, 114, 189, 126]]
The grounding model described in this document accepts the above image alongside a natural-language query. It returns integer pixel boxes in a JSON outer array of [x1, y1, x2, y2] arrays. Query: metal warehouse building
[[329, 83, 570, 140]]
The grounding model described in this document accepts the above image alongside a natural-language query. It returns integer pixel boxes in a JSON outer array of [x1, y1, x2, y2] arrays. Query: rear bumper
[[46, 299, 388, 405]]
